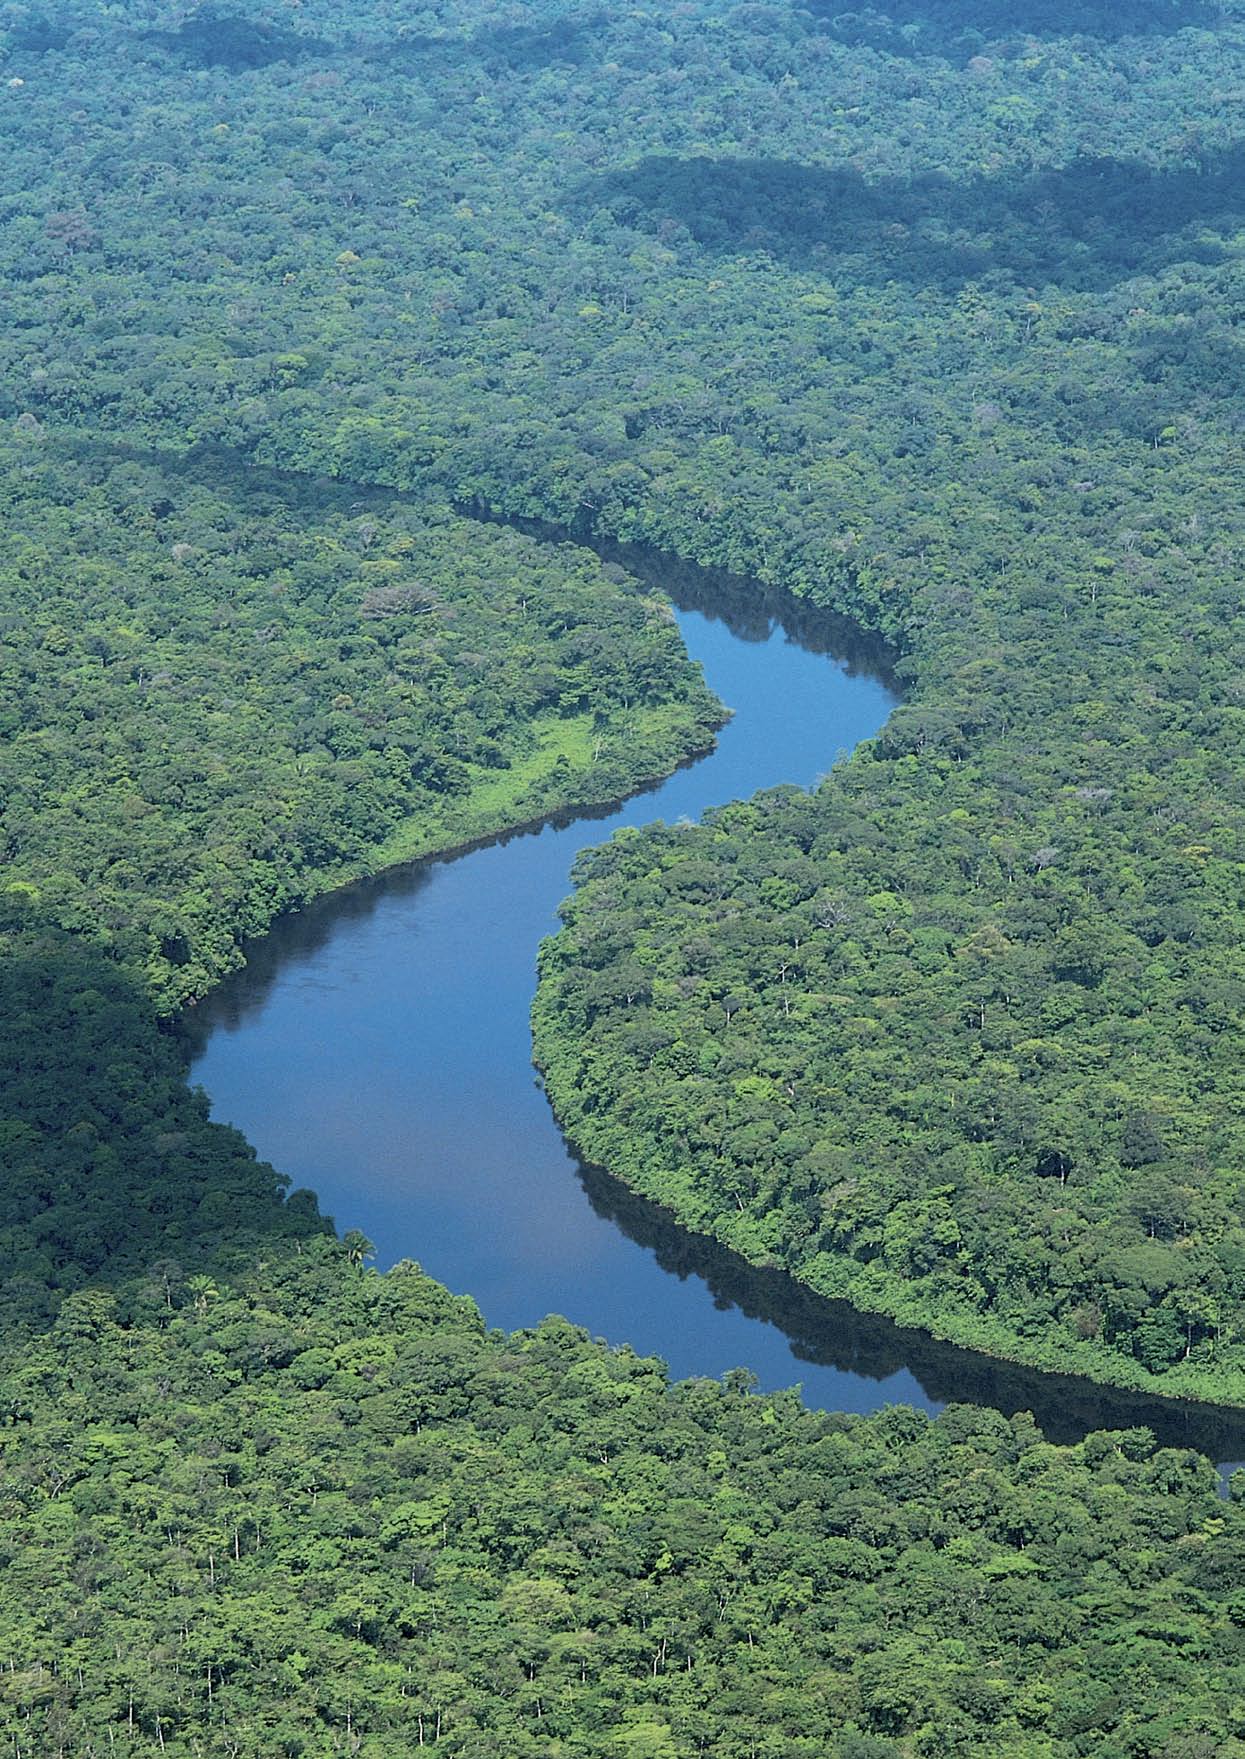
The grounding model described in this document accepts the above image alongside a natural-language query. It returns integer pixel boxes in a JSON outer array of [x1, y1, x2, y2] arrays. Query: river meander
[[188, 547, 1245, 1475]]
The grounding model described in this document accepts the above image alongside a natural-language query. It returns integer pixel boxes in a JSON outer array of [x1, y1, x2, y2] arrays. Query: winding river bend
[[188, 548, 1245, 1474]]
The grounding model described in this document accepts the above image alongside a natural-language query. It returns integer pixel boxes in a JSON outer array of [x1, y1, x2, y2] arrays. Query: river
[[188, 545, 1245, 1475]]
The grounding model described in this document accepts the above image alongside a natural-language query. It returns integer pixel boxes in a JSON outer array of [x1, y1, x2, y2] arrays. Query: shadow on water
[[577, 1158, 1245, 1466], [463, 505, 898, 685], [89, 431, 1230, 1472], [184, 486, 1245, 1473], [183, 863, 434, 1046], [585, 541, 893, 682]]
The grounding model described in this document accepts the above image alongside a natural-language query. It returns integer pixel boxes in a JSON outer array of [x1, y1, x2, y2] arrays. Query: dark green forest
[[0, 440, 720, 1008], [6, 0, 1245, 1749], [9, 1230, 1245, 1759], [4, 924, 1245, 1758], [6, 0, 1245, 1391]]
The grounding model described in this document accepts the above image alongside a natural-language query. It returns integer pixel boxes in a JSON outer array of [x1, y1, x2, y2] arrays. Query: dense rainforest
[[0, 937, 1242, 1756], [6, 924, 1245, 1758], [5, 0, 1245, 1393], [10, 1229, 1245, 1759], [0, 439, 720, 1008], [4, 0, 1245, 1750]]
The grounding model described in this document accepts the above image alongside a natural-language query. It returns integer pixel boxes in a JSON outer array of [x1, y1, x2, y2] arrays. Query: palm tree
[[343, 1230, 376, 1271]]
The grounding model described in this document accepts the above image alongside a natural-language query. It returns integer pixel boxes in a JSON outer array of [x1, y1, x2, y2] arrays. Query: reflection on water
[[578, 1159, 1245, 1469], [189, 541, 1243, 1478]]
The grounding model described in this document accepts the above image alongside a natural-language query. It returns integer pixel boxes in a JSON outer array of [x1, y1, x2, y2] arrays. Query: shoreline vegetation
[[13, 427, 1245, 1419], [571, 1152, 1245, 1462], [7, 0, 1245, 1745], [35, 427, 1229, 1436], [0, 437, 726, 1014], [554, 1125, 1245, 1422], [525, 451, 1245, 1409], [10, 0, 1245, 1402]]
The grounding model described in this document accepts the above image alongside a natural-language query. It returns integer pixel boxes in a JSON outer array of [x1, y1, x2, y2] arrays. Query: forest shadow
[[56, 435, 435, 528], [20, 0, 1217, 72], [577, 1158, 1245, 1469], [131, 6, 597, 76], [0, 916, 325, 1337], [466, 13, 601, 71], [584, 144, 1245, 294], [6, 13, 72, 53], [355, 14, 601, 76], [805, 0, 1227, 61], [467, 506, 898, 686], [138, 6, 331, 70], [61, 432, 896, 682]]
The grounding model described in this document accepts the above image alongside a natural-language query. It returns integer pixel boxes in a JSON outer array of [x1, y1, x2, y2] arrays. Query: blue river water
[[189, 553, 1245, 1470]]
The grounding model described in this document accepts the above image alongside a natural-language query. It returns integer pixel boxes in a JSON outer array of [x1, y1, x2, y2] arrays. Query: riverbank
[[192, 565, 1245, 1456], [548, 1110, 1245, 1430]]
